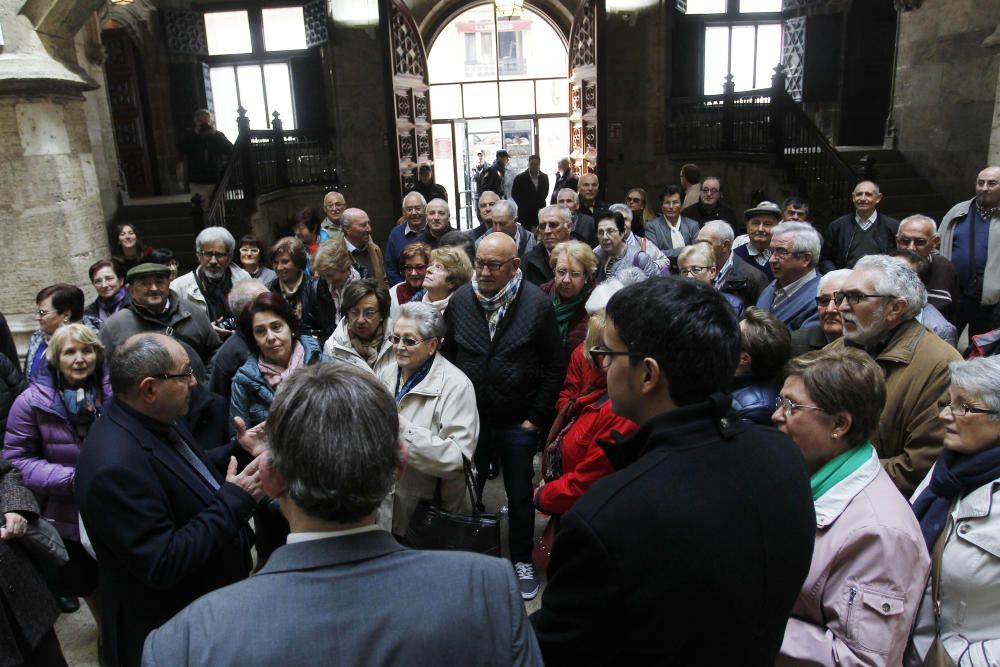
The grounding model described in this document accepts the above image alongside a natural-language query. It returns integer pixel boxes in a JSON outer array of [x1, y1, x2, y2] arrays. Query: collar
[[776, 269, 817, 298], [114, 398, 175, 439], [323, 217, 342, 230], [344, 237, 366, 253], [854, 211, 878, 229], [666, 218, 682, 231], [286, 524, 380, 544], [814, 446, 881, 528], [280, 273, 305, 296], [258, 529, 407, 576], [404, 223, 425, 237], [746, 244, 770, 260], [715, 252, 734, 285]]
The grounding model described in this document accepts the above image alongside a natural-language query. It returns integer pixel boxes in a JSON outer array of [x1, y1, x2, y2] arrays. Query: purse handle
[[462, 456, 487, 517]]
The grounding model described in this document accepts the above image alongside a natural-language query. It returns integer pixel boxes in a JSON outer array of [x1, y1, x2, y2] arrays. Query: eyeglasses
[[155, 367, 195, 382], [832, 291, 893, 306], [555, 267, 585, 280], [198, 251, 229, 260], [680, 266, 711, 277], [348, 308, 380, 320], [389, 335, 427, 348], [937, 400, 998, 417], [770, 247, 806, 259], [896, 236, 930, 248], [35, 308, 54, 317], [474, 257, 516, 272], [403, 264, 427, 274], [774, 396, 828, 417], [815, 295, 838, 308], [596, 228, 619, 238], [625, 197, 643, 203], [588, 346, 644, 369], [240, 247, 261, 254]]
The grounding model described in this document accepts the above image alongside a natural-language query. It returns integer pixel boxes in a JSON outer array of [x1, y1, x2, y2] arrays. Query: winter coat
[[268, 275, 319, 336], [322, 318, 394, 376], [170, 265, 251, 318], [376, 353, 480, 534], [720, 253, 769, 307], [522, 244, 554, 287], [541, 279, 591, 362], [556, 344, 604, 414], [0, 354, 27, 433], [230, 336, 326, 429], [731, 377, 778, 426], [594, 243, 657, 283], [207, 331, 251, 403], [24, 315, 101, 378], [777, 449, 930, 666], [3, 363, 111, 539]]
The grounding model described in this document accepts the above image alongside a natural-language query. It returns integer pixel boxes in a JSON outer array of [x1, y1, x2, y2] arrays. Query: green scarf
[[810, 442, 874, 500], [552, 290, 588, 344]]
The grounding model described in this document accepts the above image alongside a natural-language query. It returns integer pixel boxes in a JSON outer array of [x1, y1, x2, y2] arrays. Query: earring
[[831, 433, 839, 439]]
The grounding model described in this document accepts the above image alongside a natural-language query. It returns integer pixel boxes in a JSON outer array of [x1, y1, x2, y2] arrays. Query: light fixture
[[494, 0, 524, 19], [109, 0, 135, 5]]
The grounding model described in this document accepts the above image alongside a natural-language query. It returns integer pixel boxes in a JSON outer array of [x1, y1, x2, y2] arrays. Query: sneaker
[[514, 561, 538, 601]]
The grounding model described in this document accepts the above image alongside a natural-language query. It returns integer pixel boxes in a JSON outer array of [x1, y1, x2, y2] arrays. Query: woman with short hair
[[25, 284, 98, 378], [237, 234, 277, 286], [594, 212, 657, 283], [268, 236, 316, 331], [679, 241, 744, 315], [322, 279, 394, 375], [389, 241, 432, 315], [291, 208, 329, 272], [85, 259, 129, 323], [406, 245, 473, 315], [310, 239, 359, 345], [543, 240, 597, 359], [772, 347, 929, 666]]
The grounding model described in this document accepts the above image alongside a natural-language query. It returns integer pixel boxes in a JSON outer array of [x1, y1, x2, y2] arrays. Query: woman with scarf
[[309, 238, 359, 346], [388, 241, 431, 316], [401, 245, 473, 318], [907, 356, 1000, 666], [84, 259, 129, 323], [594, 212, 657, 284], [771, 347, 929, 666], [376, 301, 478, 536], [542, 240, 596, 361], [322, 279, 394, 375], [25, 284, 100, 379], [268, 236, 316, 333], [230, 291, 329, 565], [3, 323, 109, 617]]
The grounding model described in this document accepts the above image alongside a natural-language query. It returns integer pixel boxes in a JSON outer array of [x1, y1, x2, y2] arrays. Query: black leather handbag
[[401, 457, 501, 557]]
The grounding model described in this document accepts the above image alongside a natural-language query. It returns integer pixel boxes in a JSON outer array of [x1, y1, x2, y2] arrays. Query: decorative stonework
[[304, 0, 329, 47], [162, 9, 207, 56], [395, 93, 411, 121], [782, 17, 805, 102], [390, 4, 426, 78], [570, 0, 596, 69]]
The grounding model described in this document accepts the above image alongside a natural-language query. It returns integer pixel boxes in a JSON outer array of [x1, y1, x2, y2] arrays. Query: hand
[[212, 322, 233, 339], [226, 455, 265, 502], [521, 420, 538, 432], [235, 417, 268, 457], [0, 512, 27, 540]]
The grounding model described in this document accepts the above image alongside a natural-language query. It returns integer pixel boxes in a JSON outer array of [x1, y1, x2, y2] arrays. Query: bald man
[[442, 232, 564, 602]]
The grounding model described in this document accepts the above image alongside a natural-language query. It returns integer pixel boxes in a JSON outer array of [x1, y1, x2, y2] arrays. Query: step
[[873, 177, 935, 196], [880, 192, 949, 213]]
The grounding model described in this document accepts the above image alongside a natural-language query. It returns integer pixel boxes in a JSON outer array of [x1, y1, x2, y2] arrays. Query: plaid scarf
[[473, 269, 522, 340]]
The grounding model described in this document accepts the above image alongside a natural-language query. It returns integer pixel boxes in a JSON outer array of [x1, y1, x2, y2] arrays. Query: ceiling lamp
[[109, 0, 135, 5], [495, 0, 524, 19]]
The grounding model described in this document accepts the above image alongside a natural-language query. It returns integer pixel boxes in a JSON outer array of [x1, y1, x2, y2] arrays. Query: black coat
[[522, 244, 553, 286], [511, 170, 550, 229], [819, 212, 900, 273], [532, 395, 815, 665], [75, 399, 255, 667], [270, 275, 318, 336], [550, 172, 578, 203], [309, 278, 341, 347], [0, 353, 27, 433], [207, 331, 251, 403], [571, 213, 597, 248], [479, 160, 506, 197], [682, 201, 741, 235], [442, 281, 565, 429], [720, 253, 769, 306]]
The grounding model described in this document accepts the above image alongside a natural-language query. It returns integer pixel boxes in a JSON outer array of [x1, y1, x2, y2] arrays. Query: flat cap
[[744, 201, 782, 220], [126, 263, 171, 281]]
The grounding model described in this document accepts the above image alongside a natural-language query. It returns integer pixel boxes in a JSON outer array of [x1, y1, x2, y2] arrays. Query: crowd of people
[[0, 158, 999, 667]]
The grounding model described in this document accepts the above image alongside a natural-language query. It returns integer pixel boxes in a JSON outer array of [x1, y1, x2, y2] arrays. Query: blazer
[[511, 169, 550, 228], [142, 531, 543, 666], [644, 215, 700, 259]]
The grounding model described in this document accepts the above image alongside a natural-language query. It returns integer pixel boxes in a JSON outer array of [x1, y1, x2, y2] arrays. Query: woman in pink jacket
[[772, 347, 930, 666]]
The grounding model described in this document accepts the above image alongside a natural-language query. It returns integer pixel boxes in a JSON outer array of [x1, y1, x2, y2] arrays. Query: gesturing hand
[[235, 417, 268, 458], [0, 512, 27, 541], [226, 454, 266, 502]]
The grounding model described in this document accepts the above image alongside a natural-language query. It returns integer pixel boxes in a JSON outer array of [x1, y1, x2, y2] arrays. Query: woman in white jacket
[[377, 301, 479, 536], [323, 279, 394, 375]]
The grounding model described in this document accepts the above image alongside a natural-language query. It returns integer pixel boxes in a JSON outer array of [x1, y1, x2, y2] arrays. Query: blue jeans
[[475, 425, 538, 564]]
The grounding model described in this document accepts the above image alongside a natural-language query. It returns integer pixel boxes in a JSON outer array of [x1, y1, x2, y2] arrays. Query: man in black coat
[[531, 277, 815, 665], [76, 334, 266, 667], [511, 155, 549, 230], [522, 205, 571, 286], [681, 175, 741, 234], [442, 233, 564, 602], [819, 180, 899, 272], [478, 150, 509, 198], [697, 220, 768, 306], [550, 158, 577, 204], [555, 188, 597, 247]]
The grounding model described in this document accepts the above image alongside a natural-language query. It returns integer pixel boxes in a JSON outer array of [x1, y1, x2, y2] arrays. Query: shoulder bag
[[921, 516, 956, 667]]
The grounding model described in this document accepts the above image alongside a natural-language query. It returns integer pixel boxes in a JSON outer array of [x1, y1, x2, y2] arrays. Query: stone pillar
[[987, 24, 1000, 166]]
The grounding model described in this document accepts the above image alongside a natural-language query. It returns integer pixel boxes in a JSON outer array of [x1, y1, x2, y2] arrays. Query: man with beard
[[824, 254, 960, 496], [789, 269, 851, 358], [172, 227, 250, 339]]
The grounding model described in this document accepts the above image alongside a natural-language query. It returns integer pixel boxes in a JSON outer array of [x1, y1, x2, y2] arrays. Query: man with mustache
[[755, 222, 822, 331], [789, 269, 851, 358]]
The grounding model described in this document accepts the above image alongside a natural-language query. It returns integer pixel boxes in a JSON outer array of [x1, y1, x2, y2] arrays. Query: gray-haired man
[[171, 226, 250, 338]]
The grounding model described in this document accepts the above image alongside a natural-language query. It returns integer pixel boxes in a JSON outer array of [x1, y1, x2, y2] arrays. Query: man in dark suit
[[511, 155, 549, 230], [819, 179, 899, 273], [681, 175, 741, 234], [531, 277, 815, 664], [550, 157, 577, 203], [76, 333, 265, 667], [143, 364, 542, 667]]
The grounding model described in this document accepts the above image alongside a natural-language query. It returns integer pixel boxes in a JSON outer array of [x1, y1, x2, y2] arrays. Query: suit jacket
[[75, 399, 256, 667], [571, 212, 597, 247], [551, 172, 578, 203], [142, 531, 543, 666], [511, 170, 550, 229], [644, 215, 700, 259], [757, 273, 823, 331]]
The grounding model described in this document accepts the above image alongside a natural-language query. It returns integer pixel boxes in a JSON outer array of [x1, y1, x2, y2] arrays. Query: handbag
[[921, 517, 956, 667], [18, 517, 69, 567], [401, 456, 501, 557], [532, 516, 557, 570]]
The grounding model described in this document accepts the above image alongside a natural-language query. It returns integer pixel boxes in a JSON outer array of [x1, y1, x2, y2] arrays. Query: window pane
[[703, 27, 730, 95], [204, 11, 252, 55], [497, 14, 567, 80], [463, 82, 500, 117], [262, 7, 307, 51], [430, 85, 463, 119], [754, 24, 782, 88], [538, 116, 569, 182], [499, 80, 535, 116], [739, 0, 781, 11], [236, 66, 268, 129], [428, 5, 497, 83], [209, 67, 240, 140], [467, 118, 503, 171], [263, 63, 295, 129], [685, 0, 726, 14], [730, 25, 756, 91], [535, 79, 568, 114], [432, 123, 456, 206]]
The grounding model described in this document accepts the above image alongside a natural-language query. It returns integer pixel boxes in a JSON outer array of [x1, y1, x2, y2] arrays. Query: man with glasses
[[385, 192, 430, 286], [442, 233, 563, 601], [532, 277, 814, 664], [823, 254, 961, 495], [819, 180, 900, 273], [789, 269, 852, 358], [556, 188, 596, 247], [171, 227, 250, 338], [896, 214, 959, 319], [522, 205, 571, 286], [681, 175, 740, 234], [756, 221, 823, 331], [320, 191, 346, 241], [474, 200, 536, 258], [76, 333, 266, 667]]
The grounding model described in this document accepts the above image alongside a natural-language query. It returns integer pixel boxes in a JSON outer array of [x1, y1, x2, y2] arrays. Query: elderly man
[[681, 176, 740, 234], [550, 157, 577, 203], [938, 166, 1000, 337], [756, 221, 823, 331], [385, 192, 429, 286], [321, 191, 346, 240], [824, 255, 961, 496], [475, 200, 536, 258], [523, 205, 571, 286], [895, 214, 960, 318], [680, 162, 702, 208], [102, 263, 221, 382], [207, 279, 269, 402], [142, 364, 542, 666], [171, 227, 250, 337], [781, 196, 809, 222], [532, 278, 814, 664], [556, 187, 596, 246], [789, 269, 851, 358], [819, 180, 900, 272], [342, 208, 386, 287], [697, 220, 767, 306], [511, 155, 549, 230], [576, 173, 609, 221], [442, 233, 563, 601], [471, 190, 499, 241], [76, 333, 264, 667], [733, 201, 781, 281], [424, 198, 454, 247]]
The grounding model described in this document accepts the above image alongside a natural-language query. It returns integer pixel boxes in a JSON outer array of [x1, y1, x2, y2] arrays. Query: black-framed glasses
[[680, 266, 712, 277], [474, 257, 516, 272], [937, 400, 998, 417], [815, 295, 837, 308], [155, 367, 195, 382], [588, 346, 645, 369], [832, 291, 894, 306], [389, 335, 427, 348], [774, 396, 828, 418]]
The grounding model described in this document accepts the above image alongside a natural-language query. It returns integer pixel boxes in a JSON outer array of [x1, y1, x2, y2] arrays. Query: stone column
[[987, 24, 1000, 166]]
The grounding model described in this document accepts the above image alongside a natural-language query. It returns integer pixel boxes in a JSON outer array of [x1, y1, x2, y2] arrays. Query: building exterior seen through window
[[686, 0, 782, 95]]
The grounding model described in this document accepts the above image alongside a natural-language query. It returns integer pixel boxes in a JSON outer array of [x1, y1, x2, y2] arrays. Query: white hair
[[700, 220, 734, 243], [853, 254, 927, 319], [949, 357, 1000, 421], [772, 221, 821, 268], [195, 226, 236, 254], [402, 191, 427, 207], [491, 199, 517, 219], [817, 269, 852, 294], [900, 214, 938, 236], [608, 203, 632, 223], [557, 188, 579, 203]]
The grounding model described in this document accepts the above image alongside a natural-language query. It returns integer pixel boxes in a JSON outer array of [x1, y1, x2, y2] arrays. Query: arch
[[422, 0, 573, 52]]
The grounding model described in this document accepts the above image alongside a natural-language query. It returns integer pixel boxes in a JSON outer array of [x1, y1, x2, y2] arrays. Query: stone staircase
[[835, 147, 951, 224], [113, 196, 201, 273]]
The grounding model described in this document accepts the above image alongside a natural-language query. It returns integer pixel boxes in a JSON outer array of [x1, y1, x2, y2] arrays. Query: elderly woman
[[376, 301, 479, 536], [84, 258, 129, 323], [771, 347, 929, 666], [323, 279, 394, 374], [907, 356, 1000, 665], [237, 234, 277, 286], [389, 241, 432, 315], [4, 324, 109, 617], [595, 212, 657, 283], [406, 245, 473, 315], [268, 236, 316, 331], [310, 239, 359, 345], [678, 241, 744, 314], [25, 284, 99, 378], [645, 185, 700, 265], [608, 203, 669, 275], [111, 223, 152, 273], [624, 188, 654, 237], [542, 240, 596, 359]]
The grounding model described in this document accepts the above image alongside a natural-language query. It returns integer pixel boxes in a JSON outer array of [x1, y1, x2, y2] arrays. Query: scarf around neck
[[810, 442, 873, 500], [196, 267, 233, 322], [257, 340, 306, 388], [912, 445, 1000, 549], [394, 355, 434, 403], [98, 287, 128, 321], [552, 288, 588, 344], [473, 269, 522, 340], [58, 372, 102, 438], [350, 323, 385, 367]]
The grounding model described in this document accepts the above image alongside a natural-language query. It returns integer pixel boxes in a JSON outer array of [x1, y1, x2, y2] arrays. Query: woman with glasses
[[624, 188, 655, 238], [84, 259, 129, 324], [595, 212, 657, 284], [237, 234, 276, 286], [407, 245, 473, 316], [771, 347, 929, 666], [678, 242, 744, 315], [25, 284, 100, 379], [907, 356, 1000, 665], [542, 240, 597, 360], [376, 301, 478, 536], [389, 241, 432, 318], [4, 324, 109, 617], [322, 279, 394, 375]]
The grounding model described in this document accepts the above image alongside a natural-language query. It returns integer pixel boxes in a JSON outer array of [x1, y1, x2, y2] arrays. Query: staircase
[[835, 148, 950, 224], [113, 196, 201, 273]]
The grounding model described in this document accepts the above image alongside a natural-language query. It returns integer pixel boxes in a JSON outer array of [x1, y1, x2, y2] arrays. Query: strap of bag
[[462, 456, 486, 516], [929, 514, 952, 635]]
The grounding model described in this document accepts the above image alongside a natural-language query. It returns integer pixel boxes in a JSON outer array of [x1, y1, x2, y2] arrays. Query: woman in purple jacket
[[4, 323, 110, 617]]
